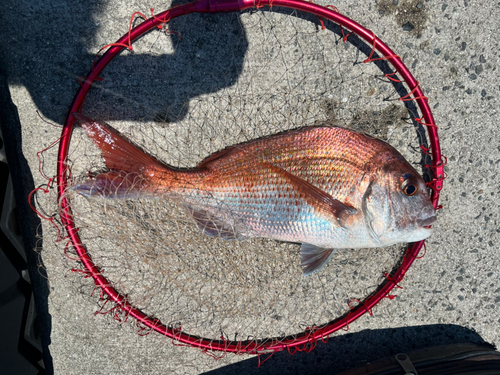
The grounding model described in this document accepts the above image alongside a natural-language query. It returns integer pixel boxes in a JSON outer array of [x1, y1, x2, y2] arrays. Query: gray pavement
[[1, 0, 499, 374]]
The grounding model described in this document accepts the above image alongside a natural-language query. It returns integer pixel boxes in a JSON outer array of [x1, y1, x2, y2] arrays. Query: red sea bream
[[72, 113, 436, 276]]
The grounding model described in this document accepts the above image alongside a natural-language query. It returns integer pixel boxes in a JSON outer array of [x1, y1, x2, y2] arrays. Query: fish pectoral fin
[[300, 244, 337, 276], [361, 180, 382, 245], [263, 162, 356, 227], [183, 204, 243, 240]]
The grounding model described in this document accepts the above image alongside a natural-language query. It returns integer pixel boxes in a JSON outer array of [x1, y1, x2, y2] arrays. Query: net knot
[[398, 80, 429, 103], [325, 5, 353, 41], [364, 30, 400, 63], [384, 294, 398, 300], [420, 144, 432, 155], [91, 11, 147, 68], [385, 72, 402, 82], [170, 324, 190, 347], [415, 116, 437, 128], [384, 272, 403, 289], [78, 75, 104, 88], [257, 351, 274, 367], [71, 267, 93, 278], [150, 8, 181, 37], [414, 241, 427, 260], [135, 319, 153, 336], [348, 298, 373, 316], [423, 153, 447, 192]]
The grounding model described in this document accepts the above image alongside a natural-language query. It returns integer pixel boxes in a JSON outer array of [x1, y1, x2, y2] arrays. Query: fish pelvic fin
[[183, 203, 244, 240], [300, 244, 337, 276], [72, 113, 178, 198], [263, 162, 357, 227]]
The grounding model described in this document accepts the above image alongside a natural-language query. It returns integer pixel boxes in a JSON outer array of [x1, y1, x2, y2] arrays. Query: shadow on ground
[[0, 1, 247, 374], [0, 0, 247, 125], [203, 324, 490, 375]]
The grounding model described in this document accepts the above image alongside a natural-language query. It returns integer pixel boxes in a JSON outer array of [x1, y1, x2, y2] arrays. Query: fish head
[[365, 151, 437, 246]]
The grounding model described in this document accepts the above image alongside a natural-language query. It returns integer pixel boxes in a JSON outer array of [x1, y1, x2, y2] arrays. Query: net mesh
[[39, 7, 427, 348]]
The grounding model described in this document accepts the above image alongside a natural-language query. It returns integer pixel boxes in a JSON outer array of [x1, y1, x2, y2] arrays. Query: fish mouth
[[418, 215, 437, 228]]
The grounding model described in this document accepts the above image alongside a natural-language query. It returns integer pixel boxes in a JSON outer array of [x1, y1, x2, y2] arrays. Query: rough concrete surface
[[0, 0, 499, 374]]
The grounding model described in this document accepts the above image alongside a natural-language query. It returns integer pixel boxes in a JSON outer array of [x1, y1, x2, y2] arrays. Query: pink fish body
[[72, 113, 436, 275]]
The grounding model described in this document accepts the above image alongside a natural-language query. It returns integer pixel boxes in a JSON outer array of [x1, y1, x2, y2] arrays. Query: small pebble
[[402, 22, 415, 32], [479, 54, 486, 63], [475, 65, 483, 75], [469, 73, 477, 80], [481, 89, 486, 97], [461, 42, 466, 51], [434, 48, 441, 55]]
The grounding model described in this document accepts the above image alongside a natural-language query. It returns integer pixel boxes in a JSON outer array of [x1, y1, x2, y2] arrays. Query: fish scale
[[72, 113, 436, 276]]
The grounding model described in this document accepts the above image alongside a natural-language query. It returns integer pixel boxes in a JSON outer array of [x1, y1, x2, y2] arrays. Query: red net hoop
[[55, 0, 443, 355]]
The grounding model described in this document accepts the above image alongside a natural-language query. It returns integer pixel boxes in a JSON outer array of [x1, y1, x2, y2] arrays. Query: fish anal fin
[[183, 204, 242, 240], [301, 244, 337, 276], [263, 162, 357, 227]]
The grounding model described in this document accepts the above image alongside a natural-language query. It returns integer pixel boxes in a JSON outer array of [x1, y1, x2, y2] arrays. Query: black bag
[[337, 343, 500, 375]]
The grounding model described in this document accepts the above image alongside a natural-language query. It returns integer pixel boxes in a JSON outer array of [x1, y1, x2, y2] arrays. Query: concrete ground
[[1, 0, 499, 374]]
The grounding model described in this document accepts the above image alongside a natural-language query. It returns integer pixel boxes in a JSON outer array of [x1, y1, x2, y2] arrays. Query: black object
[[337, 342, 500, 375], [0, 77, 47, 374]]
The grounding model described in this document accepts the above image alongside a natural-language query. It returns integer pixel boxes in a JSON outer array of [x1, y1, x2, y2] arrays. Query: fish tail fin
[[73, 170, 151, 198], [71, 113, 176, 198]]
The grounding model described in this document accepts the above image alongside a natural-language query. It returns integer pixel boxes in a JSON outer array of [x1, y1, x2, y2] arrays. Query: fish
[[71, 113, 436, 276]]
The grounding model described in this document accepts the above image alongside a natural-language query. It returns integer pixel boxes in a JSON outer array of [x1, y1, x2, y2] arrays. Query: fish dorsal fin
[[301, 244, 337, 276], [263, 162, 357, 227], [72, 113, 168, 175], [197, 147, 236, 169]]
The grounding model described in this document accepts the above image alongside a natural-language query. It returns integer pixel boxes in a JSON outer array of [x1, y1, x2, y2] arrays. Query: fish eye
[[401, 175, 418, 196], [403, 183, 417, 196]]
